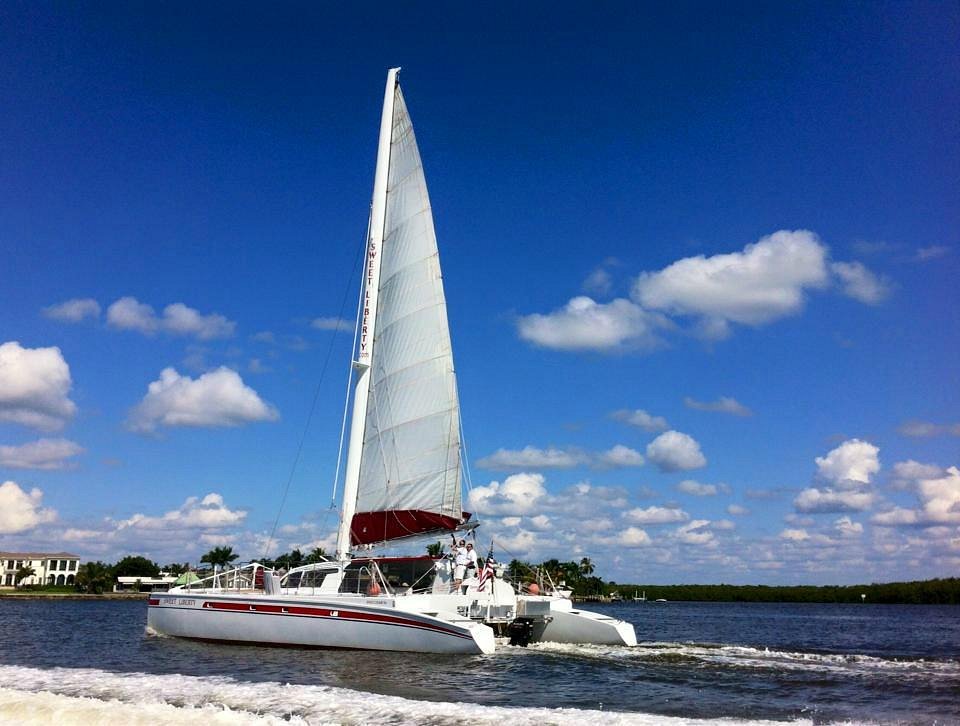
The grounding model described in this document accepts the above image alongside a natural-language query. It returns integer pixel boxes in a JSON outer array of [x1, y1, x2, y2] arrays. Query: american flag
[[476, 544, 495, 592]]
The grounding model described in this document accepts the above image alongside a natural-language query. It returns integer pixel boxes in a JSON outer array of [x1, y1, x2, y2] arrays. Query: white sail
[[351, 84, 462, 545]]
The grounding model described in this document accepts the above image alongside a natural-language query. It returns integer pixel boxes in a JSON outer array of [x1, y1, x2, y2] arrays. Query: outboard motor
[[507, 618, 535, 647]]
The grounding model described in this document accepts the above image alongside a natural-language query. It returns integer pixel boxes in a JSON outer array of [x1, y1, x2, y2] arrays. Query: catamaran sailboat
[[147, 69, 636, 654]]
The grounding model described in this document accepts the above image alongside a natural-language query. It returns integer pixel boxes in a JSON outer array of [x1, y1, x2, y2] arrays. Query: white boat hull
[[147, 592, 495, 655], [521, 596, 637, 646]]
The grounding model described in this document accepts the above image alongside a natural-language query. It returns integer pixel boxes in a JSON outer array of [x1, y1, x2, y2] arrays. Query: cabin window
[[338, 563, 374, 594], [300, 569, 328, 588], [377, 560, 437, 593]]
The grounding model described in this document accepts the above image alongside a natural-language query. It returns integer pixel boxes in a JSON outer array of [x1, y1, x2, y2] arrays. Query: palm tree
[[76, 561, 113, 594], [426, 541, 444, 557], [200, 546, 239, 572], [305, 547, 327, 564], [579, 557, 594, 577], [288, 548, 304, 568], [14, 565, 35, 588]]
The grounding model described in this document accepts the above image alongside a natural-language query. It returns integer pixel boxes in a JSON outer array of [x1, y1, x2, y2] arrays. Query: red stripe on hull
[[151, 598, 469, 639]]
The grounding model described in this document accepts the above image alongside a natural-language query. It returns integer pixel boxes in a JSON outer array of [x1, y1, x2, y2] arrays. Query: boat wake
[[0, 664, 806, 726], [524, 641, 960, 679]]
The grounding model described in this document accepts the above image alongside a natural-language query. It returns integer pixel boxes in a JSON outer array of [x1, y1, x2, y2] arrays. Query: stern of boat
[[519, 595, 637, 646]]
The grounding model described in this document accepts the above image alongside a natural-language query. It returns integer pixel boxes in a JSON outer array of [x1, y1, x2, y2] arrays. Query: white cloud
[[500, 517, 521, 527], [915, 245, 949, 262], [468, 473, 547, 516], [582, 267, 613, 296], [794, 487, 874, 513], [0, 438, 84, 470], [579, 517, 614, 532], [0, 341, 77, 431], [496, 530, 537, 555], [248, 358, 271, 374], [516, 296, 667, 352], [128, 367, 279, 433], [477, 444, 643, 470], [312, 317, 352, 332], [610, 408, 669, 432], [632, 229, 829, 328], [830, 261, 891, 304], [683, 396, 752, 417], [834, 516, 863, 538], [815, 439, 880, 487], [780, 528, 810, 541], [162, 303, 236, 340], [117, 493, 246, 530], [42, 298, 101, 322], [898, 420, 960, 438], [872, 466, 960, 527], [624, 506, 689, 525], [793, 440, 880, 514], [528, 514, 552, 530], [107, 297, 235, 340], [0, 481, 57, 534], [891, 460, 946, 488], [595, 444, 645, 468], [675, 519, 714, 545], [476, 446, 586, 470], [62, 528, 102, 541], [646, 431, 707, 472], [618, 527, 652, 547], [106, 296, 159, 334], [727, 504, 749, 516], [677, 479, 729, 496]]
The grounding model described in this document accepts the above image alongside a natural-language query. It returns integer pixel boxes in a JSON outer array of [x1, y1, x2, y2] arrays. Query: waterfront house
[[114, 574, 178, 592], [0, 551, 81, 588]]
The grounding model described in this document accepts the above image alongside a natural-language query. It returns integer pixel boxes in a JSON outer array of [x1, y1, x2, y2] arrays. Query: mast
[[336, 68, 400, 560]]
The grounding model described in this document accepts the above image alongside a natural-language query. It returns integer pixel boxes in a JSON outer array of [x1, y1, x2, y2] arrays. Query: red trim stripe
[[151, 597, 469, 639]]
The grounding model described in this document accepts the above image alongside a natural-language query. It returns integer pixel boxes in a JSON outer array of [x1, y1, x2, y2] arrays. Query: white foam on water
[[526, 641, 960, 680], [0, 664, 806, 726]]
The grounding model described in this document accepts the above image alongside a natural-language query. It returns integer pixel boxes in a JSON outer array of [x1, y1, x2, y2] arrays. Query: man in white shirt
[[453, 538, 475, 592]]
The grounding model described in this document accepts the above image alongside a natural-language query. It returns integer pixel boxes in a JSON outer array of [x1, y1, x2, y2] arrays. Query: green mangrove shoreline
[[610, 577, 960, 605]]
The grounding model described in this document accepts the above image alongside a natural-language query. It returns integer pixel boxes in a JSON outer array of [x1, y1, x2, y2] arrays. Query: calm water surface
[[0, 599, 957, 724]]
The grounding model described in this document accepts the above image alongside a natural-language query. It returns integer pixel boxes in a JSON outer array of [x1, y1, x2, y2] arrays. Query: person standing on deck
[[452, 538, 470, 592]]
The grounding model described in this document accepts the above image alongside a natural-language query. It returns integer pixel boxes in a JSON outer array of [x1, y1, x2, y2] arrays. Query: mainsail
[[348, 77, 464, 547]]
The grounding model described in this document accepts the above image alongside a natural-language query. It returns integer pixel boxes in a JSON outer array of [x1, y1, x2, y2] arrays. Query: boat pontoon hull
[[148, 592, 495, 655]]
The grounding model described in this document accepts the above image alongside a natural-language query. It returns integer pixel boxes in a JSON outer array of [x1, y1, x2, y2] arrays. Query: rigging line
[[261, 227, 366, 562], [331, 209, 374, 506], [454, 370, 473, 496]]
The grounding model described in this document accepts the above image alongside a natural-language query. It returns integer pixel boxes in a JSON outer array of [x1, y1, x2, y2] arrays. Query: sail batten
[[351, 82, 463, 546]]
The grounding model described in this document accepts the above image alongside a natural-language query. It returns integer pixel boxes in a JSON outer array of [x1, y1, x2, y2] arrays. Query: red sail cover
[[351, 511, 468, 546]]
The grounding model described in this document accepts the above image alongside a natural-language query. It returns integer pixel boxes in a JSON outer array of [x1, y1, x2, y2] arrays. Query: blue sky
[[1, 3, 957, 584]]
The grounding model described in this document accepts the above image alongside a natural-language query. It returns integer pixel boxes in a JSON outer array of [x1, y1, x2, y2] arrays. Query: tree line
[[500, 554, 960, 604], [607, 578, 960, 604], [15, 546, 960, 604], [44, 546, 330, 593]]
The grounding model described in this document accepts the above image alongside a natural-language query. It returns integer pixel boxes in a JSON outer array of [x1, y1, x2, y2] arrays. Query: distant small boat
[[655, 598, 668, 602]]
